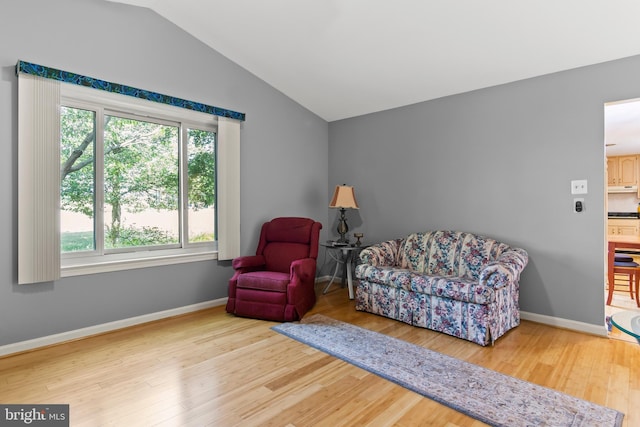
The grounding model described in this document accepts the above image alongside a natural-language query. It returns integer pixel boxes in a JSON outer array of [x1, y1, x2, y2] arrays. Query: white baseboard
[[520, 311, 609, 337], [2, 279, 333, 357], [2, 297, 608, 358], [0, 298, 228, 357], [315, 275, 333, 283]]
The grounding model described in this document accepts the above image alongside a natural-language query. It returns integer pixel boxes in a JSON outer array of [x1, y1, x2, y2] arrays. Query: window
[[59, 86, 218, 272], [17, 64, 242, 284], [60, 107, 217, 253]]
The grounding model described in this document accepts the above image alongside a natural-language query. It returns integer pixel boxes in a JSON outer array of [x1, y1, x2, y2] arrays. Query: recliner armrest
[[232, 255, 266, 271], [290, 258, 316, 282]]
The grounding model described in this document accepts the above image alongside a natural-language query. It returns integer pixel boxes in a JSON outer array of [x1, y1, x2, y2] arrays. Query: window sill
[[61, 249, 218, 277]]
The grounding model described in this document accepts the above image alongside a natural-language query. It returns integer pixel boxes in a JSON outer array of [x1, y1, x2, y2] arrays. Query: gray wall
[[3, 0, 638, 347], [330, 55, 640, 327], [0, 0, 328, 346]]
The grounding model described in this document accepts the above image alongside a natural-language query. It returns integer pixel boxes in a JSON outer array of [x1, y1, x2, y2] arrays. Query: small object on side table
[[353, 233, 363, 247]]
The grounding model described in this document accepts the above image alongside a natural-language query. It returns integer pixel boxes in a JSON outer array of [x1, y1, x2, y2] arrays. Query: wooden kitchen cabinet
[[608, 218, 640, 236], [607, 155, 638, 186]]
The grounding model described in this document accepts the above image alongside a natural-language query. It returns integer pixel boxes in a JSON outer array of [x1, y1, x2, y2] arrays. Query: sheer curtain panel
[[18, 74, 61, 284], [217, 116, 241, 260]]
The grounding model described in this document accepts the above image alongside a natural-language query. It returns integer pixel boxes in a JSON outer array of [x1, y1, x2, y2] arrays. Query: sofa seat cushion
[[237, 271, 289, 292], [356, 265, 412, 290], [356, 265, 495, 304], [410, 274, 494, 305]]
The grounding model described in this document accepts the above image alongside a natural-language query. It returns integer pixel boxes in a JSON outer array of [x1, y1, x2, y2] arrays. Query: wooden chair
[[610, 254, 640, 307]]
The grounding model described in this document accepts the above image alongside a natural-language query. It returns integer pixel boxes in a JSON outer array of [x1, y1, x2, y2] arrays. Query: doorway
[[605, 98, 640, 342]]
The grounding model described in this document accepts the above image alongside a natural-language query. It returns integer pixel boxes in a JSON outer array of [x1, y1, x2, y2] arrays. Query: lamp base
[[337, 208, 349, 243]]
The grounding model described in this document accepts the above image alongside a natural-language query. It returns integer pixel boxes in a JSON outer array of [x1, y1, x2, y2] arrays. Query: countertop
[[608, 212, 639, 219]]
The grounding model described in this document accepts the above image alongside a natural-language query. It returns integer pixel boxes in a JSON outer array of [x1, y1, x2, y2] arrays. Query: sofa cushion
[[398, 231, 509, 280], [411, 273, 495, 305], [458, 235, 510, 280], [355, 265, 412, 290]]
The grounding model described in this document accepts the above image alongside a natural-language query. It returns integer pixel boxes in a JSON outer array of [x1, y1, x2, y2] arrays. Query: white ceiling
[[108, 0, 640, 152], [605, 100, 640, 156]]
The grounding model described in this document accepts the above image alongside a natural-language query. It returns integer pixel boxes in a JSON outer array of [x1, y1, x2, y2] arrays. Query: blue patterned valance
[[16, 60, 246, 121]]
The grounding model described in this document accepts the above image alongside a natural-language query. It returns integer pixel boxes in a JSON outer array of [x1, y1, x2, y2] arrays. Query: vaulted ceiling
[[108, 0, 640, 124]]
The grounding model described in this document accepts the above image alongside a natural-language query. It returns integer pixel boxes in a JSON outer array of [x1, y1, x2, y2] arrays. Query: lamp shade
[[329, 185, 359, 209]]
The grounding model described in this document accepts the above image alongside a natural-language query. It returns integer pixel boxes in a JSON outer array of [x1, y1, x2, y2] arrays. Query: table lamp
[[329, 185, 359, 243]]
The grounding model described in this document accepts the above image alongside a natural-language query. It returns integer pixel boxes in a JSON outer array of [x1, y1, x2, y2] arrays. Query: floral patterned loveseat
[[355, 230, 528, 346]]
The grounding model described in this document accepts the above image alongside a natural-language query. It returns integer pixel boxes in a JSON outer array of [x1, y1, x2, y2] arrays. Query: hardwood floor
[[1, 282, 639, 426]]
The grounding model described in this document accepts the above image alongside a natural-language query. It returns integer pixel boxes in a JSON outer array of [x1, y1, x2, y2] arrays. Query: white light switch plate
[[571, 180, 588, 195]]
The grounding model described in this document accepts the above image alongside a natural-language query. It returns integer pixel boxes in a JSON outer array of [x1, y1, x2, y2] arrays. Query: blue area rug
[[272, 314, 623, 427]]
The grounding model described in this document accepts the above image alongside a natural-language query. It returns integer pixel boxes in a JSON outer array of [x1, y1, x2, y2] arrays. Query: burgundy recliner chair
[[226, 217, 322, 321]]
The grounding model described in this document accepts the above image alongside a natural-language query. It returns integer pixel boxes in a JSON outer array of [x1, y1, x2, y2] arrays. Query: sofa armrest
[[359, 239, 404, 267], [232, 255, 266, 272], [479, 247, 529, 289]]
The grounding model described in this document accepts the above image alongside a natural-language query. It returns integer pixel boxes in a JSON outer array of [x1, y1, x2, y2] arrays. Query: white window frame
[[60, 84, 220, 276], [18, 72, 241, 284]]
